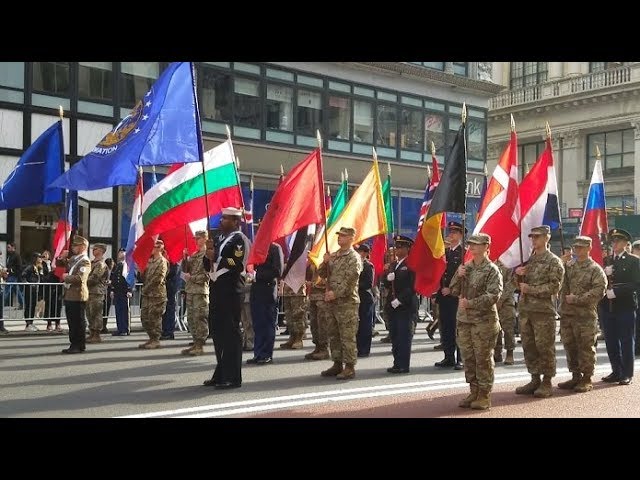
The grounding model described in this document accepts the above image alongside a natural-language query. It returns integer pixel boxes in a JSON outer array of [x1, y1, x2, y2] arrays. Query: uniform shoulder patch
[[228, 258, 236, 266]]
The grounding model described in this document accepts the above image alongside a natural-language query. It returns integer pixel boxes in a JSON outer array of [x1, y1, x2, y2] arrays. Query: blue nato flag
[[49, 62, 201, 191], [0, 120, 63, 210]]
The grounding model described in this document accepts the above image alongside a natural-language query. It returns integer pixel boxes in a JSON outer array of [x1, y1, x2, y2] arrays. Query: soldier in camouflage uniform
[[318, 226, 363, 380], [280, 282, 308, 350], [85, 244, 109, 344], [139, 240, 169, 349], [181, 230, 210, 356], [494, 260, 517, 365], [450, 234, 502, 410], [557, 236, 607, 392], [514, 225, 565, 398], [306, 261, 330, 360]]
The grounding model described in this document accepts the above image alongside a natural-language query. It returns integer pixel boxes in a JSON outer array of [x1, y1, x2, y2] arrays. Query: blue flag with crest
[[0, 120, 63, 210], [49, 62, 201, 191]]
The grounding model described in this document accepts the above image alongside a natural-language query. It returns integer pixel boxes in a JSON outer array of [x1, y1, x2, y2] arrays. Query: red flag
[[370, 234, 387, 280], [466, 130, 519, 264], [248, 149, 325, 266]]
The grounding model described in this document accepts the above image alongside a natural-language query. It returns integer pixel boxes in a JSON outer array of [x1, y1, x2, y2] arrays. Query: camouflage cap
[[72, 235, 89, 247], [572, 236, 592, 248], [467, 233, 491, 245], [336, 226, 356, 236], [92, 243, 107, 252], [528, 225, 551, 237], [609, 228, 632, 242], [194, 230, 208, 239]]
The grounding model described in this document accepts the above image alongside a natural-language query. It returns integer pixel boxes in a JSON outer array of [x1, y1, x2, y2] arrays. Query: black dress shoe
[[454, 362, 464, 371], [112, 332, 128, 336], [357, 352, 370, 358], [602, 372, 621, 383], [256, 357, 272, 365], [61, 347, 84, 354], [215, 382, 242, 390], [160, 334, 175, 340], [246, 358, 259, 364], [388, 367, 410, 374], [619, 377, 632, 385], [435, 358, 456, 368], [203, 378, 217, 387]]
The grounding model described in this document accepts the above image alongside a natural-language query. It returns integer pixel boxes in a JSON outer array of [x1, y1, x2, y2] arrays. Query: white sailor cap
[[222, 207, 243, 217]]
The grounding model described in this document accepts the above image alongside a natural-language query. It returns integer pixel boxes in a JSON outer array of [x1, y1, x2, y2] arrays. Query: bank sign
[[466, 173, 486, 198]]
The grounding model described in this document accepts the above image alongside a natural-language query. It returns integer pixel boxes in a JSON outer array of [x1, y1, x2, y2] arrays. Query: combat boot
[[321, 361, 343, 377], [86, 330, 101, 343], [558, 373, 582, 390], [573, 375, 593, 393], [504, 350, 514, 365], [279, 335, 296, 349], [310, 347, 330, 360], [533, 375, 553, 398], [304, 346, 322, 360], [181, 344, 195, 355], [493, 349, 503, 363], [458, 383, 479, 408], [138, 339, 152, 349], [470, 389, 491, 410], [289, 333, 304, 349], [515, 374, 541, 395], [188, 340, 205, 356], [143, 339, 161, 349], [336, 363, 355, 380]]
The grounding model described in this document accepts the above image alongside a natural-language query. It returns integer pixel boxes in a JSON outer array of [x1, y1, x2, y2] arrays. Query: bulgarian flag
[[132, 139, 243, 270], [140, 139, 243, 237]]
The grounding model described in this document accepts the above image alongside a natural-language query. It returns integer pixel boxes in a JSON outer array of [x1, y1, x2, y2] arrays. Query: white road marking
[[119, 363, 628, 418]]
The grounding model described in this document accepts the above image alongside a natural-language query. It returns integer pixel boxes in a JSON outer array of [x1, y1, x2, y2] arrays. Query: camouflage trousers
[[458, 320, 500, 392], [560, 314, 598, 377], [187, 293, 209, 342], [241, 302, 254, 348], [86, 295, 105, 332], [283, 296, 308, 335], [309, 299, 329, 347], [141, 296, 167, 341], [496, 305, 516, 352], [326, 300, 359, 365], [520, 312, 557, 377]]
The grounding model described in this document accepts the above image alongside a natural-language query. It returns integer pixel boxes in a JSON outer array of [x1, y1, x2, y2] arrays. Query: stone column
[[564, 62, 583, 77], [548, 62, 563, 81], [444, 62, 454, 74], [557, 130, 581, 216]]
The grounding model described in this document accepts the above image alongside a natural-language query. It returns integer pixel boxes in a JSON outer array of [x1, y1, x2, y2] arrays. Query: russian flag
[[579, 159, 608, 266]]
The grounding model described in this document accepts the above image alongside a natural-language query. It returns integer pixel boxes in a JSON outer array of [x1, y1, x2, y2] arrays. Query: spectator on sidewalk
[[22, 252, 44, 331]]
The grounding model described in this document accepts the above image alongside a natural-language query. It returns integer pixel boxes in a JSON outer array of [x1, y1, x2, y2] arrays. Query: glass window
[[78, 62, 112, 102], [587, 129, 634, 175], [605, 195, 635, 217], [446, 118, 461, 158], [425, 113, 445, 155], [590, 62, 606, 73], [400, 108, 422, 151], [266, 83, 293, 131], [453, 62, 468, 76], [376, 104, 397, 148], [328, 95, 350, 140], [0, 62, 24, 89], [120, 62, 159, 107], [198, 66, 232, 122], [233, 77, 261, 128], [510, 62, 547, 89], [296, 89, 322, 137], [520, 142, 545, 178], [468, 120, 486, 160], [353, 100, 373, 144], [32, 62, 70, 95]]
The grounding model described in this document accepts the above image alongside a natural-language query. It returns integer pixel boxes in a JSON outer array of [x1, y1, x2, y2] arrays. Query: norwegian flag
[[417, 156, 441, 231]]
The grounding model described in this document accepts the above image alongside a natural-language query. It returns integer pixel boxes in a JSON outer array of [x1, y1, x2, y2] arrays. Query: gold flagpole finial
[[280, 164, 284, 176], [372, 146, 378, 162], [341, 171, 344, 183], [545, 121, 551, 139], [595, 144, 602, 160], [250, 174, 254, 191], [462, 102, 467, 125], [316, 129, 322, 148], [225, 125, 232, 139], [387, 162, 391, 177], [426, 164, 432, 181], [344, 168, 349, 182], [510, 114, 516, 132], [58, 106, 64, 120], [430, 141, 436, 157], [326, 185, 330, 196], [236, 156, 240, 168]]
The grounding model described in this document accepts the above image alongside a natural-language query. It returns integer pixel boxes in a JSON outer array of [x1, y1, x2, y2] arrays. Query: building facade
[[0, 62, 500, 260], [487, 62, 640, 238]]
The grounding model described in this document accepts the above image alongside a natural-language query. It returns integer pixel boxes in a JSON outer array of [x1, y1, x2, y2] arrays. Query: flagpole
[[316, 130, 329, 253], [513, 115, 525, 269], [58, 106, 72, 247], [461, 103, 468, 250], [547, 122, 566, 254], [249, 174, 255, 240]]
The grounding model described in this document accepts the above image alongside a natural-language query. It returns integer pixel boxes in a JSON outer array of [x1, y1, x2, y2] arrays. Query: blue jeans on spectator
[[3, 276, 24, 308]]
